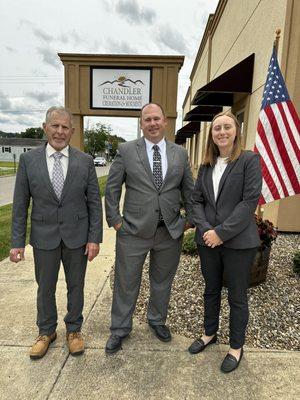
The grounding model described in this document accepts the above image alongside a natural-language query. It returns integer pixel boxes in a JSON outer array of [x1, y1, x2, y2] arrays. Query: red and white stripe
[[254, 100, 300, 205]]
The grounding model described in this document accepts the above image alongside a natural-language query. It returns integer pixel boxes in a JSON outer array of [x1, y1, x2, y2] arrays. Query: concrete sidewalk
[[0, 204, 299, 400]]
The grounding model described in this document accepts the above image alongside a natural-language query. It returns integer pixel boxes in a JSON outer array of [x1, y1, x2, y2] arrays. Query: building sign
[[91, 67, 151, 110]]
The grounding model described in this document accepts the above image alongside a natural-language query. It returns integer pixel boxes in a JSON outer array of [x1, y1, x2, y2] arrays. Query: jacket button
[[58, 204, 62, 208]]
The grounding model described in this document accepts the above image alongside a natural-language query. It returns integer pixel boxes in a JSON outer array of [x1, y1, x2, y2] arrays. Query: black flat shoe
[[149, 324, 171, 342], [220, 348, 244, 373], [105, 334, 124, 354], [188, 334, 217, 354]]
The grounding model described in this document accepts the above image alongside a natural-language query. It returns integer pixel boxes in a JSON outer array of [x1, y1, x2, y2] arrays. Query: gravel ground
[[110, 233, 300, 351]]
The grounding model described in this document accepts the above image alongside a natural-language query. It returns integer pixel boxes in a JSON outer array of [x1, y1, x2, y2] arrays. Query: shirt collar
[[46, 143, 69, 158], [144, 137, 166, 153]]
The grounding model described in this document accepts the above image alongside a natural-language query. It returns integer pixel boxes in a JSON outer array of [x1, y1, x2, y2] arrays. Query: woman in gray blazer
[[188, 111, 262, 373]]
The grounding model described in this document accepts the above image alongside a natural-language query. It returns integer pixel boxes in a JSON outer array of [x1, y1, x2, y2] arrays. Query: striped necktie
[[152, 144, 163, 190], [153, 145, 164, 223], [51, 152, 64, 199]]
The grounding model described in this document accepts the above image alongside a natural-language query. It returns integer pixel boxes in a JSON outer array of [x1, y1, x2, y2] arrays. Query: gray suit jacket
[[11, 144, 103, 250], [105, 138, 194, 240], [192, 151, 262, 249]]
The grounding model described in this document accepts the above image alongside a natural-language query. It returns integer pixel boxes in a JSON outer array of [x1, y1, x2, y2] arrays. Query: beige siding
[[191, 41, 210, 99], [181, 0, 299, 231]]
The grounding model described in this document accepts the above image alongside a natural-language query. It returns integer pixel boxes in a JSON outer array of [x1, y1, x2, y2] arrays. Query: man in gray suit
[[105, 103, 194, 353], [10, 106, 102, 359]]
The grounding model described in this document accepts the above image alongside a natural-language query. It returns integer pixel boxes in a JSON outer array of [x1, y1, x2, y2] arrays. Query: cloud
[[14, 114, 39, 126], [33, 28, 54, 42], [25, 91, 59, 103], [106, 38, 138, 54], [0, 91, 12, 109], [68, 29, 85, 45], [156, 25, 187, 54], [19, 19, 34, 27], [0, 114, 10, 123], [102, 0, 112, 12], [57, 29, 86, 47], [59, 33, 69, 43], [5, 46, 16, 53], [36, 47, 61, 69], [115, 0, 156, 24]]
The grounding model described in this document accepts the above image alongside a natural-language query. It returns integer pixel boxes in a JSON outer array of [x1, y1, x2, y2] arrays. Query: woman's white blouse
[[212, 157, 228, 200]]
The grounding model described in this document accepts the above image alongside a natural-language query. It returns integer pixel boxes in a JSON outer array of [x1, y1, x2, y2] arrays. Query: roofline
[[190, 0, 228, 81], [58, 53, 185, 69]]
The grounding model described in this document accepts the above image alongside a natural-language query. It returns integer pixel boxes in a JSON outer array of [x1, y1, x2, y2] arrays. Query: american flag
[[254, 46, 300, 205]]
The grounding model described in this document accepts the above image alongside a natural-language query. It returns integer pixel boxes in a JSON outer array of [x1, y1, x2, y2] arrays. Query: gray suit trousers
[[111, 226, 183, 337], [33, 241, 87, 335]]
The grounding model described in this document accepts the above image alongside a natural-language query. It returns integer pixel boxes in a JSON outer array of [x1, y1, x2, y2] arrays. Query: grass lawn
[[0, 204, 31, 261], [0, 161, 18, 176], [0, 176, 107, 262], [0, 161, 18, 168], [0, 169, 16, 176], [98, 175, 107, 197]]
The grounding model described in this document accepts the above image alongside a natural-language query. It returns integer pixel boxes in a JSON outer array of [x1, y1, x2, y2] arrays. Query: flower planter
[[223, 246, 271, 288], [249, 246, 271, 287]]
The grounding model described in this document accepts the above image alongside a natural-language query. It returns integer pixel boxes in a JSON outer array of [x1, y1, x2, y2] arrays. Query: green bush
[[182, 230, 198, 256], [293, 251, 300, 274]]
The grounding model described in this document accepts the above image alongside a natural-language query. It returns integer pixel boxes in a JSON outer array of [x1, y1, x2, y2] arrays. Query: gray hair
[[45, 106, 73, 125]]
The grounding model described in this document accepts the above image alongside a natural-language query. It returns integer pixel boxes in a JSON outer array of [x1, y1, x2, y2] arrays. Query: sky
[[0, 0, 218, 141]]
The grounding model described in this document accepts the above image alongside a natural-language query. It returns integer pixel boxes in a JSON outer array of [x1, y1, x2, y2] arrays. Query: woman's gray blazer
[[192, 151, 262, 249]]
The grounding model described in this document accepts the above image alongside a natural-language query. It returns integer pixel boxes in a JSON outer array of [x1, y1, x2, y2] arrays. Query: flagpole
[[274, 29, 281, 55], [257, 29, 281, 219]]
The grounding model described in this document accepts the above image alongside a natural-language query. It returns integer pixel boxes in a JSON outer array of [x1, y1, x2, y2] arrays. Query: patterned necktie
[[153, 145, 164, 223], [51, 152, 64, 199], [152, 145, 163, 190]]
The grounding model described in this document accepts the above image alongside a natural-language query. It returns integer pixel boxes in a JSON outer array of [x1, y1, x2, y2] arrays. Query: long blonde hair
[[203, 111, 243, 166]]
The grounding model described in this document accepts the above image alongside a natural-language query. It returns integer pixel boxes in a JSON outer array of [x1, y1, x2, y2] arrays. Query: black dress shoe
[[149, 324, 171, 342], [220, 348, 244, 373], [188, 334, 217, 354], [105, 334, 123, 354]]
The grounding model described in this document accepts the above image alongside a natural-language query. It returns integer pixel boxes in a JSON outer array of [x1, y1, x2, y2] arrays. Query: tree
[[0, 131, 20, 138], [108, 134, 126, 158], [20, 127, 44, 139], [84, 123, 112, 158]]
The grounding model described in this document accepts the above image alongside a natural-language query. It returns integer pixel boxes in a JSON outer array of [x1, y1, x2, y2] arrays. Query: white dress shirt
[[144, 137, 168, 180], [46, 143, 69, 180], [212, 156, 228, 200]]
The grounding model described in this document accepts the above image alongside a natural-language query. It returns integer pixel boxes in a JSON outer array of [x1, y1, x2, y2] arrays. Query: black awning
[[176, 121, 201, 135], [192, 53, 255, 106], [175, 136, 187, 145], [184, 105, 223, 121], [175, 121, 200, 144]]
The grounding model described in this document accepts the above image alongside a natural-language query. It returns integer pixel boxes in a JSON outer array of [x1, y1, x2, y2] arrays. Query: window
[[23, 148, 32, 152], [2, 146, 11, 153]]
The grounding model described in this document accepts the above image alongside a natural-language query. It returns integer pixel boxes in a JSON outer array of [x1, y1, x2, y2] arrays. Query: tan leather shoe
[[66, 332, 84, 356], [29, 332, 57, 359]]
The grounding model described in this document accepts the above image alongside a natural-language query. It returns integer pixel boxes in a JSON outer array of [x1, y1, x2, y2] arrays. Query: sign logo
[[91, 68, 151, 110], [99, 75, 144, 87]]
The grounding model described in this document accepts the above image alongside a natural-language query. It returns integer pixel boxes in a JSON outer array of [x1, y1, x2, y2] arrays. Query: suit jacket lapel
[[60, 146, 79, 201], [206, 166, 216, 207], [136, 138, 157, 188], [160, 139, 175, 191], [37, 145, 59, 202], [216, 159, 238, 202]]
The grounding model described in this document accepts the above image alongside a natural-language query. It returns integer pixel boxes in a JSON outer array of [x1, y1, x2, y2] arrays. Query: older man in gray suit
[[10, 106, 102, 359], [105, 103, 194, 353]]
